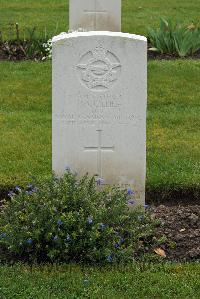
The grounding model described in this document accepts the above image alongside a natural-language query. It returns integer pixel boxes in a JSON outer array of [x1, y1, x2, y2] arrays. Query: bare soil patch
[[153, 203, 200, 261]]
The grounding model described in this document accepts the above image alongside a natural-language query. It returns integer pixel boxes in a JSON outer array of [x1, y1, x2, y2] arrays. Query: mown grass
[[147, 60, 200, 189], [0, 60, 199, 191], [0, 0, 199, 40], [0, 62, 51, 187], [0, 263, 199, 298]]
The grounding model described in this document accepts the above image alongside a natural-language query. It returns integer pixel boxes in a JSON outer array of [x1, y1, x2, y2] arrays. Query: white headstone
[[69, 0, 121, 32], [52, 32, 147, 205]]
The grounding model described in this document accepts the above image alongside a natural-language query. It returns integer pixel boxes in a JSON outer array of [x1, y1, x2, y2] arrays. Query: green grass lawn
[[0, 60, 199, 192], [0, 263, 199, 298], [0, 0, 199, 39]]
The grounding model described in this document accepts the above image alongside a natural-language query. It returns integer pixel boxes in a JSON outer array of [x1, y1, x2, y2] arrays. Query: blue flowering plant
[[0, 172, 157, 264]]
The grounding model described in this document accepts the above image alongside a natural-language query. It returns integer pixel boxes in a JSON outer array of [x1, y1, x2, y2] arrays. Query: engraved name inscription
[[77, 93, 122, 110], [54, 90, 140, 126]]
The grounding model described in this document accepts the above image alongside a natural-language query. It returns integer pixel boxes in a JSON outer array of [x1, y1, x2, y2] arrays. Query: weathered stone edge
[[52, 31, 147, 43]]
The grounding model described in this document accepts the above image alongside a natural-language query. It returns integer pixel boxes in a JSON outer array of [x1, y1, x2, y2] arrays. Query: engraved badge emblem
[[76, 45, 121, 91]]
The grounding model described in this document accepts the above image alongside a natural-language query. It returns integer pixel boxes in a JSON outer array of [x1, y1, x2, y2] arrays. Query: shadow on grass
[[146, 186, 200, 205]]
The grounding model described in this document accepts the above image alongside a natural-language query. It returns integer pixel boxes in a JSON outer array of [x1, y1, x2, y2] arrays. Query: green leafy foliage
[[148, 18, 200, 57], [0, 172, 156, 264]]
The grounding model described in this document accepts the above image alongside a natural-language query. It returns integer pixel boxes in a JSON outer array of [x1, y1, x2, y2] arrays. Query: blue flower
[[57, 219, 63, 226], [65, 166, 71, 172], [106, 255, 113, 263], [87, 216, 93, 225], [96, 177, 104, 186], [114, 243, 120, 249], [99, 223, 106, 230], [0, 233, 7, 238], [144, 204, 150, 209], [27, 184, 38, 193], [128, 200, 135, 205], [53, 235, 58, 241], [15, 186, 21, 192], [127, 188, 134, 196], [66, 234, 71, 242], [27, 238, 33, 245], [27, 184, 34, 189]]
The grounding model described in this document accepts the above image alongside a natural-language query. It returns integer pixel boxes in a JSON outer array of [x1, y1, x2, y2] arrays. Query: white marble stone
[[69, 0, 121, 32], [52, 31, 147, 204]]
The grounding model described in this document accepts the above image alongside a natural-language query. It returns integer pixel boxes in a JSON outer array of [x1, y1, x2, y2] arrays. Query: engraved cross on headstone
[[84, 0, 107, 30], [84, 130, 114, 177]]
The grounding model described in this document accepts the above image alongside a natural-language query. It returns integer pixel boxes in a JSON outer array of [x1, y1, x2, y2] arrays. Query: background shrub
[[0, 24, 53, 60], [0, 172, 156, 264], [148, 18, 200, 57]]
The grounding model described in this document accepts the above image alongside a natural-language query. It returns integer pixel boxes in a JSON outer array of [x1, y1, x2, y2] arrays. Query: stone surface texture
[[69, 0, 121, 32], [52, 31, 147, 204]]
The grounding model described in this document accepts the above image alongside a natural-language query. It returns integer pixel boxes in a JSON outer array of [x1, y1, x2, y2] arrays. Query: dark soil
[[152, 203, 200, 261], [0, 41, 200, 61], [0, 41, 43, 61], [148, 48, 200, 60]]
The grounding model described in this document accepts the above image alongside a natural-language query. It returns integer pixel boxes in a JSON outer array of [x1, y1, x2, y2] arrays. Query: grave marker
[[69, 0, 121, 32], [52, 31, 147, 204]]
